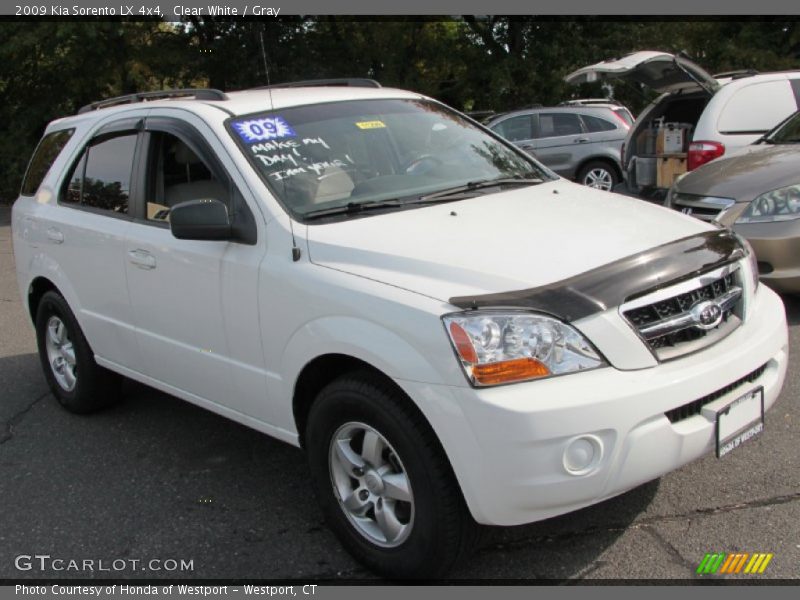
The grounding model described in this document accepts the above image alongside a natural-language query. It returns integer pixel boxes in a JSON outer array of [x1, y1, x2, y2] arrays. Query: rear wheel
[[305, 372, 478, 578], [577, 160, 619, 191], [35, 291, 121, 413]]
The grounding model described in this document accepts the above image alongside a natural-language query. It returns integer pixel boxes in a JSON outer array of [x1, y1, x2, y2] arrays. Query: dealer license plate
[[715, 387, 764, 458]]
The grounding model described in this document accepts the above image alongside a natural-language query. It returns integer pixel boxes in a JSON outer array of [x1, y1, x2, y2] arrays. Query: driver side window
[[144, 132, 227, 223]]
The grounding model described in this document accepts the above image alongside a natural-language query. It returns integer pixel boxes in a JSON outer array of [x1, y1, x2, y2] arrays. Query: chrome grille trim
[[620, 263, 744, 361], [671, 193, 735, 222], [638, 286, 741, 340]]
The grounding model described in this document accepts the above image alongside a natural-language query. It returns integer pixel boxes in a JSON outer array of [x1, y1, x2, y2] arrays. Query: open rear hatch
[[565, 51, 719, 95], [566, 52, 721, 196]]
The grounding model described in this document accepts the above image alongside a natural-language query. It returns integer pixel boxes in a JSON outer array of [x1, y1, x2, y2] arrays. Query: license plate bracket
[[715, 386, 764, 458]]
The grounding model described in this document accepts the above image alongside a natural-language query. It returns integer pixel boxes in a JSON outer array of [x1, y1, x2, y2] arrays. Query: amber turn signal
[[472, 358, 550, 385]]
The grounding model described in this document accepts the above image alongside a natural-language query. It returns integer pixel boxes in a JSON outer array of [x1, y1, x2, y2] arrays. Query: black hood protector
[[449, 230, 745, 322]]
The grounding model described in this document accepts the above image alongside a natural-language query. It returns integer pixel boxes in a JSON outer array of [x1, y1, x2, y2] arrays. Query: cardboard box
[[657, 156, 687, 188], [656, 126, 684, 154]]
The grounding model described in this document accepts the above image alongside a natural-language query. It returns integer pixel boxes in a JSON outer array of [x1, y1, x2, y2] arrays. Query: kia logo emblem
[[690, 300, 723, 330]]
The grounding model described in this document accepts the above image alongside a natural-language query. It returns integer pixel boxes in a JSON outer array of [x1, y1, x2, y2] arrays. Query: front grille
[[622, 267, 743, 361], [671, 193, 734, 222], [665, 363, 767, 423]]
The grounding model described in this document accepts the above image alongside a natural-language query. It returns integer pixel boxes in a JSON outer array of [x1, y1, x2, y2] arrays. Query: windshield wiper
[[412, 177, 543, 204], [302, 177, 543, 219], [303, 199, 405, 220]]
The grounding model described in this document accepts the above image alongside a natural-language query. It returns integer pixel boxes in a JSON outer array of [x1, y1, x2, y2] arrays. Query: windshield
[[227, 98, 553, 219], [765, 111, 800, 144]]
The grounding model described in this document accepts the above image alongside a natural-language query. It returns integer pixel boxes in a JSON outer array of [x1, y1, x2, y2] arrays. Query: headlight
[[736, 184, 800, 223], [442, 311, 606, 386]]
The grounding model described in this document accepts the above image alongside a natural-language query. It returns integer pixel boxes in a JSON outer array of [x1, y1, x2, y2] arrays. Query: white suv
[[11, 82, 788, 578]]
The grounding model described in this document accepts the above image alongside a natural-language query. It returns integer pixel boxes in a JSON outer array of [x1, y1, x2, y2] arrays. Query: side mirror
[[169, 199, 231, 241]]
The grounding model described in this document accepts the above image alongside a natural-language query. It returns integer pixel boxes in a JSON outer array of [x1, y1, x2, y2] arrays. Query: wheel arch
[[575, 155, 623, 182], [294, 354, 403, 448], [27, 276, 62, 323]]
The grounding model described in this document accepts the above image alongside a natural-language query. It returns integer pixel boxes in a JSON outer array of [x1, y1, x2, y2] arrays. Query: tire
[[306, 372, 479, 578], [577, 160, 619, 191], [35, 291, 122, 414]]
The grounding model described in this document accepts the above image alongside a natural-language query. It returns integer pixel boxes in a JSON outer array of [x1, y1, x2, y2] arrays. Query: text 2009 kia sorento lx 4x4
[[12, 82, 788, 578]]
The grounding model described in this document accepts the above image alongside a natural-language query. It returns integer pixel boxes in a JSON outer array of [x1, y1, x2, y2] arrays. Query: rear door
[[528, 112, 588, 177], [41, 116, 146, 372], [579, 112, 625, 156]]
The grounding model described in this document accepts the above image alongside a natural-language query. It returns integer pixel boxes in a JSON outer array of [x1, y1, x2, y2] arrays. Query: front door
[[123, 113, 269, 420]]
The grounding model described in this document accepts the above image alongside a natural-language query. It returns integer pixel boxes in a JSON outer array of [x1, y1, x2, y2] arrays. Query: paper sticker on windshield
[[233, 116, 296, 142], [355, 120, 386, 130]]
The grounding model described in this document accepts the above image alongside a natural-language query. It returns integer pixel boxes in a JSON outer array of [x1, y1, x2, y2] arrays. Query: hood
[[565, 51, 719, 95], [674, 144, 800, 203], [305, 180, 711, 302]]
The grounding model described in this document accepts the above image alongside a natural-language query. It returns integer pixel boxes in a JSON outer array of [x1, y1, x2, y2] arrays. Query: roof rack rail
[[712, 69, 759, 80], [559, 98, 622, 107], [256, 78, 382, 90], [77, 88, 228, 114]]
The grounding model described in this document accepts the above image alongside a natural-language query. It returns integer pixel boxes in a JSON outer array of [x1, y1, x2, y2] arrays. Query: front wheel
[[577, 160, 619, 191], [305, 373, 478, 578]]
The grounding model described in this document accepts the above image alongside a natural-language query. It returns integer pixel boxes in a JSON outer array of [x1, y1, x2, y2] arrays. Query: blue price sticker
[[233, 116, 296, 142]]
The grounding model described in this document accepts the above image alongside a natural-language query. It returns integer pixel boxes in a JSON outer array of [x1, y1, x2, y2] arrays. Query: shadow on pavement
[[779, 292, 800, 326], [0, 350, 658, 581]]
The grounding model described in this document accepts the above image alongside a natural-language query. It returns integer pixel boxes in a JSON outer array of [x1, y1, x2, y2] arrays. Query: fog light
[[563, 435, 603, 475]]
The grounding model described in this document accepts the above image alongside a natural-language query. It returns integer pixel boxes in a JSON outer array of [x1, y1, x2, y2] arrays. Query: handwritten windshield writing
[[270, 159, 348, 181]]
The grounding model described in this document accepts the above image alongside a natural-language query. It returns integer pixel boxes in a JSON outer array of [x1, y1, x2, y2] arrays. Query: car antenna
[[261, 26, 302, 262]]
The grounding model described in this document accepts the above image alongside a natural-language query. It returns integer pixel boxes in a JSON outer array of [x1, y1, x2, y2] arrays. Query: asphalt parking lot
[[0, 205, 798, 581]]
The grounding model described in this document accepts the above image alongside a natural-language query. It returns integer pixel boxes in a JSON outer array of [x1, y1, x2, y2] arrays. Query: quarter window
[[63, 133, 137, 215], [20, 129, 74, 196], [581, 115, 617, 132]]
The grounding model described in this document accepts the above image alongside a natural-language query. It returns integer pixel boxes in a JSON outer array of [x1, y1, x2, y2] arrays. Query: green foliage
[[2, 18, 799, 202]]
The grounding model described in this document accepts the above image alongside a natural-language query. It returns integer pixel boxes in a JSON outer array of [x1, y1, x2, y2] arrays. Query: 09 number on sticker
[[233, 117, 296, 142]]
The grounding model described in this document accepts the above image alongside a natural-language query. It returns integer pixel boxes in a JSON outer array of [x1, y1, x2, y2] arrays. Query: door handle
[[128, 249, 157, 270], [46, 227, 64, 244], [574, 137, 589, 144]]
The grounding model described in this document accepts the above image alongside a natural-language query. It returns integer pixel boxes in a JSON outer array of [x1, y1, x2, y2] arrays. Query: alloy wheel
[[45, 316, 77, 392], [583, 167, 614, 190], [329, 421, 415, 548]]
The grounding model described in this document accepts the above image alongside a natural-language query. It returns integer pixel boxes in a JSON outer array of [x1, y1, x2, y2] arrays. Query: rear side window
[[581, 115, 617, 132], [62, 133, 137, 215], [20, 129, 74, 196], [537, 113, 584, 138], [718, 81, 797, 134]]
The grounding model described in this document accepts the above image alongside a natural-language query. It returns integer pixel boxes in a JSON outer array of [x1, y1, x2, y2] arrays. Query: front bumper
[[400, 285, 788, 526]]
